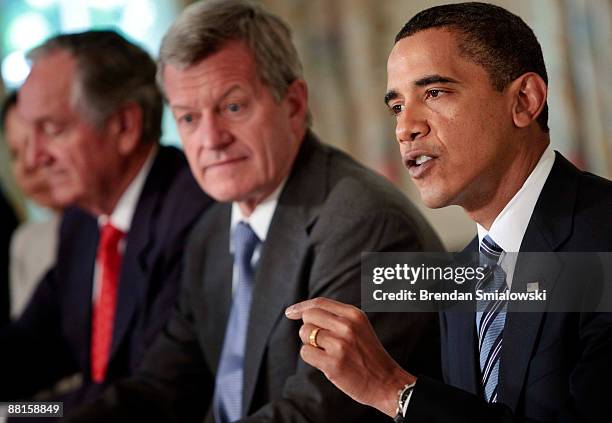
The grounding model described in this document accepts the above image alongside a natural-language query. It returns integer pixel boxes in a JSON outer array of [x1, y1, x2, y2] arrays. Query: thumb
[[285, 299, 315, 319]]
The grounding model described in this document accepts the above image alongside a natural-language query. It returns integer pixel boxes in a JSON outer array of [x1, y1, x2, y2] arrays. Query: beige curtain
[[259, 0, 612, 249], [3, 0, 608, 248]]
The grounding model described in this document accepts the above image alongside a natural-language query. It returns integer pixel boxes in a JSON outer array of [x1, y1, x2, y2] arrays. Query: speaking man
[[287, 3, 612, 422]]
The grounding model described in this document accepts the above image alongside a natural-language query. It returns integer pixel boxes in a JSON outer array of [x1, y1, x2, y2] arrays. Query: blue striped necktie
[[476, 235, 508, 403], [213, 222, 260, 422]]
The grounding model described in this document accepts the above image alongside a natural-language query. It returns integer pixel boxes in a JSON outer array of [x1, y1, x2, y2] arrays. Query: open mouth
[[404, 154, 437, 178], [408, 155, 433, 167]]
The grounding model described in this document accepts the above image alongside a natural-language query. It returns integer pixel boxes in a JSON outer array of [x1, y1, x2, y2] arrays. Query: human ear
[[107, 103, 144, 155], [284, 79, 308, 136], [510, 72, 547, 129]]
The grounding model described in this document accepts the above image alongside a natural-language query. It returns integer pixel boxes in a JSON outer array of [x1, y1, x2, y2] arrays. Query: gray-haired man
[[68, 0, 443, 422], [0, 30, 212, 411]]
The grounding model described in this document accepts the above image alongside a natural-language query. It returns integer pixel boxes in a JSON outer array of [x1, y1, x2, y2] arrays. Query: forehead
[[19, 50, 76, 118], [387, 28, 488, 90], [23, 50, 76, 99], [4, 107, 28, 144], [163, 41, 262, 105]]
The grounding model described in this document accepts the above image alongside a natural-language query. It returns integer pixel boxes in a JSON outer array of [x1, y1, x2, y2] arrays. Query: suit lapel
[[242, 133, 325, 413], [68, 213, 99, 370], [201, 205, 233, 370], [446, 238, 481, 395], [499, 231, 562, 410], [242, 208, 310, 411], [499, 152, 578, 410], [111, 149, 164, 358]]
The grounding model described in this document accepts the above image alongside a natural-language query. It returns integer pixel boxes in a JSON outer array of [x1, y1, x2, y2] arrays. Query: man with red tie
[[0, 30, 213, 411]]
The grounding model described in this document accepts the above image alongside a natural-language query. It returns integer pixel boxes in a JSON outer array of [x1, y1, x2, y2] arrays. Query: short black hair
[[0, 92, 18, 136], [396, 2, 549, 132]]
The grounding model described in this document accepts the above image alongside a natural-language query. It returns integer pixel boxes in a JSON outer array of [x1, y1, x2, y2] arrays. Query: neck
[[465, 138, 548, 230], [237, 179, 281, 217], [88, 143, 153, 217], [237, 128, 306, 217], [238, 199, 259, 218]]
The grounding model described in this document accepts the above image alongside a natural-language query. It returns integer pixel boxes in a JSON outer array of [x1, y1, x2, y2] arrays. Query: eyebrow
[[171, 84, 245, 110], [384, 90, 398, 106], [414, 74, 459, 87], [384, 74, 459, 106]]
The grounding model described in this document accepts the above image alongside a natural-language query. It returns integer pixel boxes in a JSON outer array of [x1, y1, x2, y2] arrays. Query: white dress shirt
[[92, 146, 158, 302], [229, 180, 286, 293], [477, 145, 555, 289]]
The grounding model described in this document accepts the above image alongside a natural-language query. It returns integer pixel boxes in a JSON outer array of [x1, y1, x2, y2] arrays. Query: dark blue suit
[[409, 153, 612, 422], [0, 145, 213, 411]]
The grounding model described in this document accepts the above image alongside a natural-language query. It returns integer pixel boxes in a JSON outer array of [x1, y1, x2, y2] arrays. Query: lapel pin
[[526, 282, 539, 292]]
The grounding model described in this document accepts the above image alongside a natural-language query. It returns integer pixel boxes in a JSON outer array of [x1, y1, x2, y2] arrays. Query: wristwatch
[[393, 381, 416, 423]]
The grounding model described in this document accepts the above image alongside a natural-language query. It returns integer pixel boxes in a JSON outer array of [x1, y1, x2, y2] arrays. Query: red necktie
[[91, 223, 125, 383]]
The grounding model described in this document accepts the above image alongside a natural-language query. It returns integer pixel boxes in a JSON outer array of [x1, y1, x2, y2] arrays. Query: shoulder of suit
[[540, 153, 612, 250], [149, 145, 213, 209], [298, 140, 442, 250], [573, 168, 612, 229], [318, 141, 422, 217], [556, 153, 612, 214]]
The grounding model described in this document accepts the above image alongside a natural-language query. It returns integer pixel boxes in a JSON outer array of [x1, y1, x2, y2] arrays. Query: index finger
[[285, 297, 357, 320]]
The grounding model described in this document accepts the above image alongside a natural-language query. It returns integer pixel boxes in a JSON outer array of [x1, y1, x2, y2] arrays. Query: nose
[[395, 106, 430, 144], [24, 129, 52, 171], [199, 113, 233, 150]]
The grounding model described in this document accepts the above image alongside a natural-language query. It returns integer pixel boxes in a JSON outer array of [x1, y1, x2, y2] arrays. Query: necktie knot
[[233, 222, 260, 270], [479, 234, 503, 267], [99, 223, 125, 255], [478, 235, 506, 293]]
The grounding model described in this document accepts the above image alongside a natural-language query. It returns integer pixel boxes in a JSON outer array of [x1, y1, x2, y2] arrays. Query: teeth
[[415, 155, 432, 165]]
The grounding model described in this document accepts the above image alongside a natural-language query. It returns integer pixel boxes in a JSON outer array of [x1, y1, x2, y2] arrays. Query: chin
[[419, 189, 453, 210], [31, 195, 55, 209], [203, 186, 247, 204], [202, 177, 261, 205], [52, 191, 79, 209]]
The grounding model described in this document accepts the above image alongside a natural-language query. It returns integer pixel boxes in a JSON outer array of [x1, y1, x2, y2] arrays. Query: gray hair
[[159, 0, 310, 125], [28, 30, 163, 143]]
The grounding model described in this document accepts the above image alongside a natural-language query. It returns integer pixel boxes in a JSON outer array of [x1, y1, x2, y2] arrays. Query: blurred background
[[0, 0, 610, 251]]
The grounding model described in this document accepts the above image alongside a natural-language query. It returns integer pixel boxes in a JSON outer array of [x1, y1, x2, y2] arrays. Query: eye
[[425, 89, 445, 100], [179, 113, 195, 124], [226, 103, 241, 113], [42, 122, 64, 137], [220, 100, 248, 118], [388, 104, 405, 116]]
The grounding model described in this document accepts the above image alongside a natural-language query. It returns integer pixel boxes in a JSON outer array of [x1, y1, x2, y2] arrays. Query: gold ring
[[309, 327, 321, 349]]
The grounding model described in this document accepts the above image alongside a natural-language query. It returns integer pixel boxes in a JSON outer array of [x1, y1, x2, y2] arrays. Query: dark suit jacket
[[69, 132, 444, 422], [409, 152, 612, 422], [0, 145, 213, 411], [0, 189, 19, 326]]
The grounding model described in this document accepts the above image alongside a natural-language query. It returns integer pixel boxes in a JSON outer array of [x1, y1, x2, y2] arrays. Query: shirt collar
[[230, 178, 287, 251], [98, 145, 158, 232], [477, 145, 555, 252]]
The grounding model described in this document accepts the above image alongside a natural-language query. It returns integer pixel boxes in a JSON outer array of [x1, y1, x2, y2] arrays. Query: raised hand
[[285, 297, 416, 417]]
